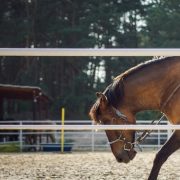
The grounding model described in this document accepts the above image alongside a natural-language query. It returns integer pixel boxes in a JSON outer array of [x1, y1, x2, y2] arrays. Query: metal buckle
[[124, 142, 133, 151]]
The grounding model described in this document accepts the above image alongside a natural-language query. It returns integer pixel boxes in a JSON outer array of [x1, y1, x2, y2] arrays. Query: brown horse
[[89, 56, 180, 180]]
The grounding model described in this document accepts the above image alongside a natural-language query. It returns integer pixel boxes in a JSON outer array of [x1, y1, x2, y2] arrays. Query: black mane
[[103, 78, 124, 108]]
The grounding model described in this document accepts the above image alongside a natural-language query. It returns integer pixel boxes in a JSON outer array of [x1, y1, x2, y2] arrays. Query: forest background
[[0, 0, 180, 120]]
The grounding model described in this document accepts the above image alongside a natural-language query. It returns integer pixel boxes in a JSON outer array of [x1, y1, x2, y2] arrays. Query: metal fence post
[[19, 121, 23, 152], [91, 121, 95, 152], [167, 121, 172, 139], [158, 129, 160, 148]]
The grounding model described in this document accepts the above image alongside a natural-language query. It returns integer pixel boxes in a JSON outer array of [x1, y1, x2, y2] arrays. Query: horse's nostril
[[116, 157, 123, 163]]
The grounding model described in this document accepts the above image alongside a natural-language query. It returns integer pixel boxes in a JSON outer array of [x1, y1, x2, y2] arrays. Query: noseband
[[109, 132, 135, 151], [108, 109, 136, 151]]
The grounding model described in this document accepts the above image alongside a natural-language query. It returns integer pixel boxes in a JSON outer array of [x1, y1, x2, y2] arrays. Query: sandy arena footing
[[0, 151, 180, 180]]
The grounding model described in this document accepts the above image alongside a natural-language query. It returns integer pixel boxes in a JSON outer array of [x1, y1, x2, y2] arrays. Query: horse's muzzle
[[116, 149, 137, 164]]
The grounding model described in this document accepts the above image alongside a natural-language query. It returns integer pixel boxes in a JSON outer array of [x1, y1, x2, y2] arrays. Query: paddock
[[1, 48, 180, 179], [0, 151, 179, 180]]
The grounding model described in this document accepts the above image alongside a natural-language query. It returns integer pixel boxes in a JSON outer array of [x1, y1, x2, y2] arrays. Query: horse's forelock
[[89, 100, 101, 123], [89, 77, 124, 123]]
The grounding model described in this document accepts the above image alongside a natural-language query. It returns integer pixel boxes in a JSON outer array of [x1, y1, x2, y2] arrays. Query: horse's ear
[[96, 92, 108, 109]]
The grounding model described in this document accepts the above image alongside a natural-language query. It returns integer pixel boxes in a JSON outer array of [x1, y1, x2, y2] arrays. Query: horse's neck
[[121, 60, 180, 114]]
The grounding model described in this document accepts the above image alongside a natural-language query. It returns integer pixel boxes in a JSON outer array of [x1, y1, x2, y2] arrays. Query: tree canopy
[[0, 0, 180, 120]]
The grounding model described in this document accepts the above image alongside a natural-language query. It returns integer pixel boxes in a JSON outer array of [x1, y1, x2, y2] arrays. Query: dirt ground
[[0, 151, 180, 180]]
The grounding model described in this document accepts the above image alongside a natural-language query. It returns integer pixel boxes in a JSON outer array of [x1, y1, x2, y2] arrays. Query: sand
[[0, 151, 179, 180]]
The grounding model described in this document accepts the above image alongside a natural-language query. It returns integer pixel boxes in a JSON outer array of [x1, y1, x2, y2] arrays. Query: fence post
[[91, 121, 95, 152], [158, 129, 160, 149], [19, 121, 23, 152], [167, 121, 172, 139], [61, 108, 65, 153]]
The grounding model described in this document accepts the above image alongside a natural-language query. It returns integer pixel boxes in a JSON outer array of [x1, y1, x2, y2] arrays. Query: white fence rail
[[0, 124, 179, 130], [0, 48, 180, 56], [0, 120, 173, 152]]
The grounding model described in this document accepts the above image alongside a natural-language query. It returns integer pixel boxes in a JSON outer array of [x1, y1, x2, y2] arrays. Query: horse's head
[[89, 92, 136, 164]]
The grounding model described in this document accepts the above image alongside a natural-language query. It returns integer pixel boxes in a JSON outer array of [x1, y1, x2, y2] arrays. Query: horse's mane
[[103, 78, 124, 108], [105, 56, 175, 107], [89, 56, 175, 122], [114, 56, 172, 81]]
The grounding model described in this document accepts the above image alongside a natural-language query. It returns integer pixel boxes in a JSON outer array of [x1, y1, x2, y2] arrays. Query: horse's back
[[168, 57, 180, 77]]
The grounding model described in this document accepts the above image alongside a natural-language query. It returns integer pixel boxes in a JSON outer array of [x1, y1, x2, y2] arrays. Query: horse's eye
[[99, 120, 104, 124]]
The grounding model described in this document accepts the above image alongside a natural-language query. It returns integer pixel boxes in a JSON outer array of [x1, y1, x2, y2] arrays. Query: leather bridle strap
[[135, 114, 165, 145], [108, 116, 165, 152], [108, 132, 134, 152]]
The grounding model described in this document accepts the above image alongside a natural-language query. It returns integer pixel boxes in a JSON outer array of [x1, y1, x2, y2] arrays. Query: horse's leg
[[148, 130, 180, 180]]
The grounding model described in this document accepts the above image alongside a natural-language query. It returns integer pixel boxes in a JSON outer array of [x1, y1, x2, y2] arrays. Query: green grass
[[0, 142, 20, 152]]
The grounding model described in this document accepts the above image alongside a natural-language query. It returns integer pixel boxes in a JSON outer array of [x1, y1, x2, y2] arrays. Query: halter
[[108, 109, 164, 152], [108, 109, 137, 151], [108, 131, 135, 151]]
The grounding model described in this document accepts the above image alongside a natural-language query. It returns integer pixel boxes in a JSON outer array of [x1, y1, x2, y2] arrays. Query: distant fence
[[0, 120, 173, 152]]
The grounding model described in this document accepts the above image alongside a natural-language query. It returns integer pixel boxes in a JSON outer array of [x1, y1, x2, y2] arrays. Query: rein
[[108, 111, 165, 152], [108, 83, 180, 152]]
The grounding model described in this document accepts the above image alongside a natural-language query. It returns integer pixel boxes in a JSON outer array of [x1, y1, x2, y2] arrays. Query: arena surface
[[0, 151, 180, 180]]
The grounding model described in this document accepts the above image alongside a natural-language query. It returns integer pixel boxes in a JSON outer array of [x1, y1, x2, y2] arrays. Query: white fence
[[0, 48, 179, 151], [0, 124, 179, 130], [0, 120, 172, 152], [0, 48, 180, 56]]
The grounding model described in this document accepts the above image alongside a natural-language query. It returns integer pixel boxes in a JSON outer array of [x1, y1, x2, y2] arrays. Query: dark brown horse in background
[[89, 56, 180, 180]]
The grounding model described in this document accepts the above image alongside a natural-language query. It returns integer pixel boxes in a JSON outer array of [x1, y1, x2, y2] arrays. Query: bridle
[[108, 109, 139, 152], [107, 108, 165, 152], [108, 129, 136, 152], [106, 82, 180, 152]]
